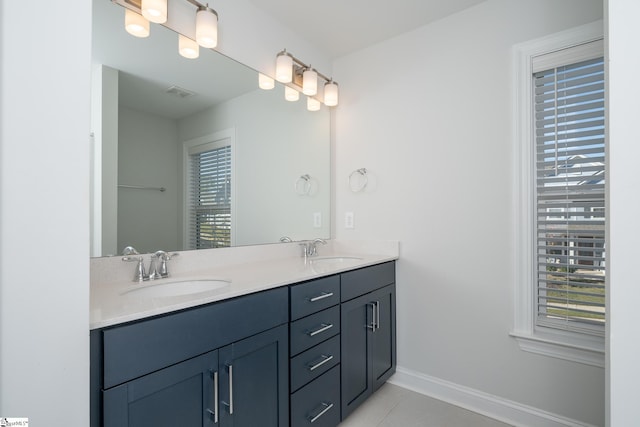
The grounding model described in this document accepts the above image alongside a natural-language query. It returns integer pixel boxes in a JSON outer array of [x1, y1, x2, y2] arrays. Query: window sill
[[510, 330, 604, 368]]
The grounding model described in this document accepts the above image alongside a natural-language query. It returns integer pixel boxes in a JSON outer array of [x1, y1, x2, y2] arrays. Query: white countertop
[[90, 240, 399, 329]]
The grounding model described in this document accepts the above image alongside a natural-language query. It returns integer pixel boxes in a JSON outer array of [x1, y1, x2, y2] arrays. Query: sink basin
[[121, 279, 231, 298]]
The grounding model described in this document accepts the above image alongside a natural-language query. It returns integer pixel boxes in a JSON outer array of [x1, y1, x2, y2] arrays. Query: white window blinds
[[533, 53, 605, 334], [188, 143, 232, 249]]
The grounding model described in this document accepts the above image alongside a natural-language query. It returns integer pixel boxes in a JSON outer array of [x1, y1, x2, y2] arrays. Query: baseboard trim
[[388, 367, 598, 427]]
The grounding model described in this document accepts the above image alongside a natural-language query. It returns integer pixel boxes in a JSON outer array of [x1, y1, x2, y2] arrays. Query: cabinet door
[[218, 324, 289, 427], [340, 292, 373, 419], [340, 284, 396, 420], [103, 350, 219, 427], [370, 284, 396, 391]]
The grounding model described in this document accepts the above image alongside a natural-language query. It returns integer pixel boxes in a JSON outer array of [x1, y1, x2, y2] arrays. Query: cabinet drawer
[[290, 335, 340, 392], [341, 261, 395, 302], [290, 275, 340, 321], [291, 365, 341, 427], [102, 287, 288, 389], [290, 305, 340, 356]]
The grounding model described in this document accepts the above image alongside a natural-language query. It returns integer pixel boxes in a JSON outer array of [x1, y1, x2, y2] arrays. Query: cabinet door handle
[[366, 302, 376, 330], [222, 364, 234, 415], [207, 370, 219, 423], [308, 402, 334, 423], [375, 300, 381, 332], [307, 323, 333, 337], [309, 292, 334, 302], [307, 354, 334, 371]]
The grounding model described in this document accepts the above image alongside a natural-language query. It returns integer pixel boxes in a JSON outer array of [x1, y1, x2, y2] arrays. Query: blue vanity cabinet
[[91, 287, 289, 427], [340, 262, 396, 420]]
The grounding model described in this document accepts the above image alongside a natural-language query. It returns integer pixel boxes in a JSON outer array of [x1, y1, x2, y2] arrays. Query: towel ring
[[349, 168, 368, 192], [295, 174, 312, 195]]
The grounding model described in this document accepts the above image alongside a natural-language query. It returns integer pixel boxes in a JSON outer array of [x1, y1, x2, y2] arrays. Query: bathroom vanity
[[90, 250, 396, 427]]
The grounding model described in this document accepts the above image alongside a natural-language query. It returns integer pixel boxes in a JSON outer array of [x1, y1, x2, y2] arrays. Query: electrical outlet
[[345, 212, 355, 229], [313, 212, 322, 228]]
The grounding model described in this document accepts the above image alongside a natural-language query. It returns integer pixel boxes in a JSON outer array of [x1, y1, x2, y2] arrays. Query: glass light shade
[[324, 81, 339, 106], [141, 0, 167, 23], [285, 86, 300, 102], [196, 7, 218, 48], [179, 34, 199, 59], [302, 68, 318, 96], [125, 9, 150, 38], [258, 73, 275, 90], [307, 97, 321, 111], [275, 53, 293, 83]]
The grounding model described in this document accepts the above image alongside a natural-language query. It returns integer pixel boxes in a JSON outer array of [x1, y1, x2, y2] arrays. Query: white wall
[[334, 0, 605, 425], [0, 1, 91, 425], [178, 88, 330, 245], [605, 1, 640, 425], [118, 106, 180, 254]]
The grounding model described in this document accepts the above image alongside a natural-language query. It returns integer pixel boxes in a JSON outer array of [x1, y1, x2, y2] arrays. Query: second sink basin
[[121, 279, 231, 298]]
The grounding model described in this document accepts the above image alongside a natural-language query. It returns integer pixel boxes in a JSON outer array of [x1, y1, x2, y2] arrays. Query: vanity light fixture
[[307, 97, 321, 112], [276, 50, 294, 83], [258, 73, 275, 90], [323, 80, 339, 107], [275, 49, 339, 107], [178, 34, 199, 59], [196, 4, 218, 48], [302, 67, 318, 96], [125, 8, 150, 37], [141, 0, 168, 23], [285, 86, 300, 102]]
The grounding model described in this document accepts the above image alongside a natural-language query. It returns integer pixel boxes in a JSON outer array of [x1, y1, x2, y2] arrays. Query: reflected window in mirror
[[185, 131, 235, 249]]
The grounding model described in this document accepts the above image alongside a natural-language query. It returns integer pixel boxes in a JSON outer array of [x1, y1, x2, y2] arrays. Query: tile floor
[[338, 383, 513, 427]]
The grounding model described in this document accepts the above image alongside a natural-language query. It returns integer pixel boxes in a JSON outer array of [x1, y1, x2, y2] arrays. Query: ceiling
[[246, 0, 487, 59]]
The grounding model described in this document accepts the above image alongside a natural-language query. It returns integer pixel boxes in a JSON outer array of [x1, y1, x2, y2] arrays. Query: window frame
[[182, 129, 236, 250], [511, 21, 605, 367]]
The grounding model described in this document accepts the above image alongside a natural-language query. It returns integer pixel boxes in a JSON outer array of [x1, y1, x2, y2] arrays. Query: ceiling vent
[[165, 85, 196, 98]]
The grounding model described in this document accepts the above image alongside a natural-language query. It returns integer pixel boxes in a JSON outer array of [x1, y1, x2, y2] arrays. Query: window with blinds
[[188, 144, 232, 249], [533, 55, 605, 334]]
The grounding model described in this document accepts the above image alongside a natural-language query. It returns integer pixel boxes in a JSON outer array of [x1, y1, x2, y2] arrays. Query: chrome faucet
[[299, 238, 327, 258], [149, 250, 179, 279]]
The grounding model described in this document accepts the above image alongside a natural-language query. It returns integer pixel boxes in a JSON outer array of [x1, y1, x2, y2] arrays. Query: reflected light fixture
[[285, 86, 300, 102], [274, 49, 339, 107], [258, 73, 275, 90], [307, 97, 321, 112], [125, 8, 150, 38], [275, 50, 293, 83], [324, 80, 339, 107], [302, 68, 318, 96], [196, 5, 218, 48], [141, 0, 168, 23], [179, 34, 199, 59]]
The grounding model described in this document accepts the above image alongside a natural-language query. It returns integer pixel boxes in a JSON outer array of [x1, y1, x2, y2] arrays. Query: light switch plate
[[313, 212, 322, 228]]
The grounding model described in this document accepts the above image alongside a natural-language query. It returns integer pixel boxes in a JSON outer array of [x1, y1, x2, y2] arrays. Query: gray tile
[[339, 384, 512, 427]]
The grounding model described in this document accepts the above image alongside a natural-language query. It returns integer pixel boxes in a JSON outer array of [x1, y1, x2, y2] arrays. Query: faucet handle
[[122, 255, 149, 282], [153, 251, 179, 278]]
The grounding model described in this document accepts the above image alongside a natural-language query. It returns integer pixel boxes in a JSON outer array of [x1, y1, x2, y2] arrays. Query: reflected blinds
[[533, 53, 605, 334], [188, 145, 232, 249]]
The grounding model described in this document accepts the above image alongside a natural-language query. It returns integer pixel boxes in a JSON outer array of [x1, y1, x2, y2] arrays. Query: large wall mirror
[[91, 0, 331, 257]]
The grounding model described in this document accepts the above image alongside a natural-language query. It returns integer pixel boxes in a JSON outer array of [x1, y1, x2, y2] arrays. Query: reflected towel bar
[[118, 184, 166, 192]]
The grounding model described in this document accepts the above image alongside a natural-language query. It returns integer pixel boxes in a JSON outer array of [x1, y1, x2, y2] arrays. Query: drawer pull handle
[[308, 402, 334, 423], [307, 354, 334, 371], [309, 292, 334, 302], [307, 323, 333, 337]]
